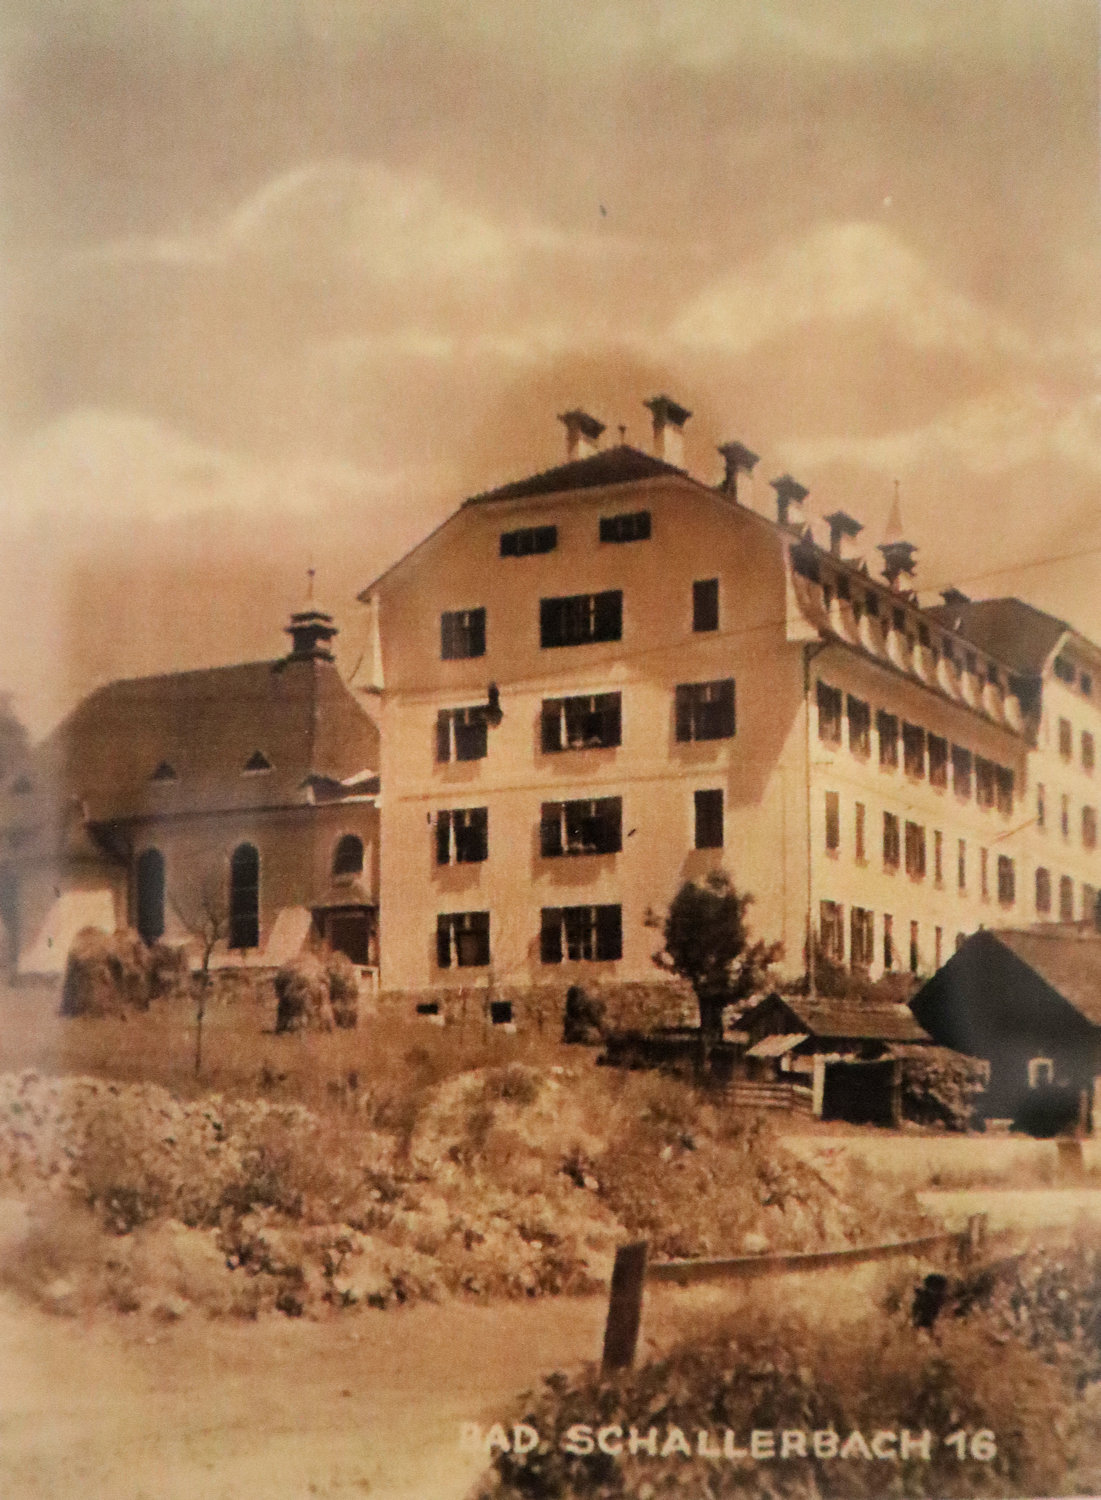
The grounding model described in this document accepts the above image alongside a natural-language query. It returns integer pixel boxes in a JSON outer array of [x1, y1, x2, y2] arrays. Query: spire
[[883, 479, 904, 545], [285, 566, 337, 662]]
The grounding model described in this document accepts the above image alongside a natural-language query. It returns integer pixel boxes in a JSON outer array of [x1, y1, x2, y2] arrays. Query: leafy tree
[[649, 871, 781, 1054]]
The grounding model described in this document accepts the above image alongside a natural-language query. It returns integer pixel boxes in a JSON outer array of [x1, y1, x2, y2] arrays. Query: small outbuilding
[[910, 926, 1101, 1130]]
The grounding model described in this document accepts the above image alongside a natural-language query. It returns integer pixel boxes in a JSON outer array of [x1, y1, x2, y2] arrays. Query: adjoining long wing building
[[357, 398, 1101, 999]]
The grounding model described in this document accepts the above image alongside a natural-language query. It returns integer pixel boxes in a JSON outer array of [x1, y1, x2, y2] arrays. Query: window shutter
[[435, 810, 451, 865], [593, 590, 622, 641], [540, 803, 564, 857], [436, 915, 452, 968], [717, 680, 736, 737], [674, 684, 693, 742], [470, 807, 488, 861], [541, 700, 560, 753], [540, 908, 563, 964], [470, 609, 486, 657], [595, 904, 622, 961], [540, 597, 563, 648], [595, 797, 622, 853], [436, 711, 451, 763], [471, 910, 490, 965]]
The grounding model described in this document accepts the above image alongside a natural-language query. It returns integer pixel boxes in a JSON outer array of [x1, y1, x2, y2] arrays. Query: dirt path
[[0, 1292, 614, 1500]]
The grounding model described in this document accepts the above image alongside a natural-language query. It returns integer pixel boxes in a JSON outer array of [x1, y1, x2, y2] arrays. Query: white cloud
[[0, 408, 438, 525], [673, 221, 1031, 361]]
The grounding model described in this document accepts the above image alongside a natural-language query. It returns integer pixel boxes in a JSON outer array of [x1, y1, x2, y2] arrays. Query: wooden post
[[601, 1241, 648, 1373], [964, 1212, 987, 1260]]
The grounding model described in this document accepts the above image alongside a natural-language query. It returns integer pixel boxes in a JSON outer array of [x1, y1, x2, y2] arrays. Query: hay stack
[[149, 941, 190, 999], [60, 927, 153, 1018], [326, 951, 360, 1029], [274, 954, 335, 1033]]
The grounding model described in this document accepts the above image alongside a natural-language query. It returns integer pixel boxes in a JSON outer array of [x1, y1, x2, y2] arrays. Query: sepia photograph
[[1, 1, 1101, 1496]]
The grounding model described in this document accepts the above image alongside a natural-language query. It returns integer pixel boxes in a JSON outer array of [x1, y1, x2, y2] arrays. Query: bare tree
[[170, 866, 230, 1077]]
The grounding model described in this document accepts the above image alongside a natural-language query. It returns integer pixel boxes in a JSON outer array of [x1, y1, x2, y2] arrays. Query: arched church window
[[136, 848, 165, 945], [332, 834, 364, 878], [229, 843, 260, 950]]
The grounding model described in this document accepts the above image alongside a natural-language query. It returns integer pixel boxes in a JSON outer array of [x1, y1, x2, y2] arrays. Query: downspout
[[803, 641, 829, 999]]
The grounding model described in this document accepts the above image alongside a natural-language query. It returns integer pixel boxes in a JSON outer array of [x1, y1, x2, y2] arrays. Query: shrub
[[274, 954, 334, 1033], [326, 951, 360, 1029], [899, 1047, 988, 1131], [562, 985, 605, 1045], [60, 927, 153, 1018], [149, 941, 190, 999]]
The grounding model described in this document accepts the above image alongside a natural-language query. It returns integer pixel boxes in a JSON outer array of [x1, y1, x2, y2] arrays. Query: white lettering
[[750, 1430, 775, 1460], [900, 1429, 932, 1462], [561, 1424, 594, 1456], [485, 1423, 511, 1455], [813, 1430, 839, 1459], [696, 1429, 722, 1458], [512, 1424, 539, 1455], [970, 1430, 997, 1462], [840, 1431, 873, 1461], [661, 1426, 692, 1458], [597, 1425, 623, 1455], [628, 1426, 659, 1456], [781, 1430, 808, 1459], [724, 1430, 749, 1459], [871, 1430, 897, 1459]]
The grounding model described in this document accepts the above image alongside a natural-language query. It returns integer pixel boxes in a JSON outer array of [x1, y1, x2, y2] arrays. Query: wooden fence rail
[[601, 1214, 988, 1372]]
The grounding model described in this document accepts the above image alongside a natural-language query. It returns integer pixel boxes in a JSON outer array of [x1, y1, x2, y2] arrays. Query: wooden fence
[[601, 1214, 989, 1372]]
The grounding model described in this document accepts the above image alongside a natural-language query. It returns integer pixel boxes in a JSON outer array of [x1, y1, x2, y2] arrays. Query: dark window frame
[[540, 693, 621, 753], [500, 524, 557, 558], [229, 842, 260, 951], [435, 807, 489, 865], [540, 798, 622, 857], [441, 607, 486, 660], [675, 679, 736, 742], [692, 578, 719, 633], [877, 711, 899, 769], [540, 591, 622, 648], [436, 706, 489, 763], [817, 682, 843, 745], [694, 788, 724, 849], [436, 910, 490, 968], [599, 510, 651, 544], [540, 904, 622, 963]]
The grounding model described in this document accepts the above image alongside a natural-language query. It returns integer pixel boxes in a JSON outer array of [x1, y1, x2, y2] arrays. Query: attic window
[[10, 774, 32, 795], [150, 761, 178, 783], [242, 750, 273, 775]]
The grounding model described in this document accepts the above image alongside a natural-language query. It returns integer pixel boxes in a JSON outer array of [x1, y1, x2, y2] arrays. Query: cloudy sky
[[2, 0, 1100, 735]]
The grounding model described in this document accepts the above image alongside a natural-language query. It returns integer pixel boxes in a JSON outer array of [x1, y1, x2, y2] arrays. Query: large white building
[[359, 399, 1100, 998]]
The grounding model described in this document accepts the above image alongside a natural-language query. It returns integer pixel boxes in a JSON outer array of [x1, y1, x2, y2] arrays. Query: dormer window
[[150, 761, 178, 783], [243, 750, 273, 775]]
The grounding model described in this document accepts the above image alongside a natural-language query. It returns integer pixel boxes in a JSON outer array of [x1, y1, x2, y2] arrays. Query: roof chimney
[[771, 474, 808, 530], [558, 409, 605, 463], [644, 394, 691, 468], [717, 440, 759, 502], [824, 510, 863, 562], [879, 540, 918, 590]]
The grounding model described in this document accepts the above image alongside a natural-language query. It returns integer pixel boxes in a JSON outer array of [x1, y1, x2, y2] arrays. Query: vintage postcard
[[1, 2, 1100, 1497]]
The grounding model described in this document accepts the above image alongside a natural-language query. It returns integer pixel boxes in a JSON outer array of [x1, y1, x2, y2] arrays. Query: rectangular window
[[883, 913, 894, 970], [877, 711, 899, 769], [854, 802, 866, 862], [995, 766, 1014, 817], [905, 821, 926, 879], [928, 735, 948, 789], [441, 608, 486, 660], [997, 855, 1016, 906], [850, 907, 874, 970], [1055, 656, 1076, 684], [1037, 783, 1046, 829], [958, 839, 967, 892], [500, 524, 557, 557], [436, 911, 490, 968], [981, 848, 989, 900], [883, 811, 901, 870], [819, 900, 844, 963], [540, 590, 622, 648], [435, 807, 488, 865], [1036, 866, 1051, 914], [902, 722, 926, 778], [692, 578, 719, 632], [694, 789, 724, 849], [1085, 884, 1097, 923], [1083, 672, 1094, 698], [540, 905, 622, 963], [951, 744, 972, 798], [910, 920, 920, 975], [1059, 717, 1073, 760], [599, 510, 651, 544], [540, 798, 622, 857], [1060, 874, 1075, 922], [817, 682, 843, 744], [1062, 794, 1071, 839], [824, 791, 840, 853], [541, 692, 621, 752], [1084, 731, 1096, 773], [436, 706, 489, 763], [1084, 806, 1098, 850], [975, 757, 996, 809], [934, 830, 944, 885], [935, 926, 943, 969], [845, 696, 871, 757], [675, 679, 736, 742]]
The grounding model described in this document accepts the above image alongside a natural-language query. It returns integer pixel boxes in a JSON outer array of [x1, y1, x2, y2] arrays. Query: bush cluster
[[274, 951, 360, 1033], [60, 928, 189, 1018]]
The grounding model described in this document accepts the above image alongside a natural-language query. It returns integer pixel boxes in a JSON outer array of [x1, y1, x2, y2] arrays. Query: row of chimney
[[558, 397, 919, 589]]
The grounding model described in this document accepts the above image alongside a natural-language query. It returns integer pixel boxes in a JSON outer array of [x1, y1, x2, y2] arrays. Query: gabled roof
[[911, 927, 1101, 1053], [463, 444, 706, 506], [746, 993, 931, 1043], [0, 654, 380, 833], [926, 598, 1068, 676]]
